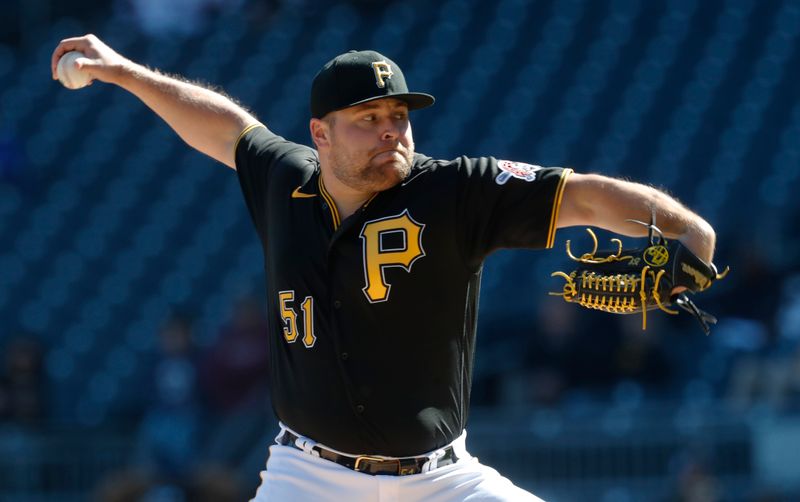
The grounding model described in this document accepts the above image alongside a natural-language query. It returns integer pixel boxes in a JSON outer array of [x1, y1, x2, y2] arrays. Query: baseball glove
[[549, 217, 728, 334]]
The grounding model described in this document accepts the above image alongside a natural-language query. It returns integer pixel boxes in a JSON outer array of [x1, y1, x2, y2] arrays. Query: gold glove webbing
[[551, 266, 679, 330]]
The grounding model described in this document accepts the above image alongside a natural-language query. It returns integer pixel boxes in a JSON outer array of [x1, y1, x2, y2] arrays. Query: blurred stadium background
[[1, 0, 799, 500]]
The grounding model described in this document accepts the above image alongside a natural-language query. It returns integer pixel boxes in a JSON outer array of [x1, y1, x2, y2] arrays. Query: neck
[[319, 168, 374, 221]]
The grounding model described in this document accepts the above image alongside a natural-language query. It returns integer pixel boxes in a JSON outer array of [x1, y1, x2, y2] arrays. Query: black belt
[[276, 430, 459, 476]]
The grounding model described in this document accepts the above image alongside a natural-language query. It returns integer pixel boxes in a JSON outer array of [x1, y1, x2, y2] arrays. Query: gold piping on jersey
[[363, 193, 379, 208], [546, 168, 573, 249], [318, 176, 341, 229], [233, 122, 265, 158]]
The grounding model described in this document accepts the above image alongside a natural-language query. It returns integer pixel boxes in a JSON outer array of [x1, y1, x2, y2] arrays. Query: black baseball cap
[[310, 50, 435, 119]]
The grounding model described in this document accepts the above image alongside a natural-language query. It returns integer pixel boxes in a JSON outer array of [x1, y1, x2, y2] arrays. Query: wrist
[[107, 59, 142, 87]]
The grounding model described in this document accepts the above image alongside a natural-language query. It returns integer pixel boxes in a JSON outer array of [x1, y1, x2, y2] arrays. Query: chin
[[368, 160, 410, 190]]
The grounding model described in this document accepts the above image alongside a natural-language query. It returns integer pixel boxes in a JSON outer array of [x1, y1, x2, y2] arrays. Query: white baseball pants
[[250, 427, 544, 502]]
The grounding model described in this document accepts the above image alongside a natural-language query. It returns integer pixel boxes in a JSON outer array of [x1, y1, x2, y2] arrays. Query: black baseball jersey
[[235, 124, 571, 457]]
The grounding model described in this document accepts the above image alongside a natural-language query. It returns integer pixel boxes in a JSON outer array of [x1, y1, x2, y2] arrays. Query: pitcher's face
[[315, 98, 415, 193]]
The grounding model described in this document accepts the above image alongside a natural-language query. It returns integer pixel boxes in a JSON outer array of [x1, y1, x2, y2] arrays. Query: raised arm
[[50, 34, 260, 170], [557, 173, 716, 263]]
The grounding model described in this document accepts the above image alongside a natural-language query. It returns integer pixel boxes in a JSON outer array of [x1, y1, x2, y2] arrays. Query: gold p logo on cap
[[371, 61, 393, 88]]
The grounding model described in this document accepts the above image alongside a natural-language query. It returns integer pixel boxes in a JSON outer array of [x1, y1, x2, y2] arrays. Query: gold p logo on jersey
[[360, 210, 425, 302], [643, 245, 669, 267], [371, 61, 393, 88]]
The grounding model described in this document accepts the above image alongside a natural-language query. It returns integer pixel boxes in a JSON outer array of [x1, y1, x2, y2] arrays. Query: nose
[[380, 119, 400, 142], [381, 129, 398, 142]]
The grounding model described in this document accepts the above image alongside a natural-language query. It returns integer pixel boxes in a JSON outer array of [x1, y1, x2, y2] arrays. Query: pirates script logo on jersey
[[495, 160, 543, 185]]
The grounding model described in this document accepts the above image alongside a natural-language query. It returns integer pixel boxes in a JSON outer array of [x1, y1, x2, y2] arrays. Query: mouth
[[371, 149, 405, 161]]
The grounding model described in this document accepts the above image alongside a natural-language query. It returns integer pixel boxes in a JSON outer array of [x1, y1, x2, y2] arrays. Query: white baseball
[[57, 51, 92, 90]]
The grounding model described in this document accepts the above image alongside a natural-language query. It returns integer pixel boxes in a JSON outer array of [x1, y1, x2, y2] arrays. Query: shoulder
[[238, 125, 316, 158], [402, 155, 499, 190], [410, 152, 487, 173], [236, 124, 319, 172]]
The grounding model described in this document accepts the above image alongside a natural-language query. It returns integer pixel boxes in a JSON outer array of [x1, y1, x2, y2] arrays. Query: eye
[[362, 114, 376, 122]]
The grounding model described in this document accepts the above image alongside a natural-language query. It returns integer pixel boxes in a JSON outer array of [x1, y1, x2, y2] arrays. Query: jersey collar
[[318, 175, 380, 231], [318, 176, 341, 229]]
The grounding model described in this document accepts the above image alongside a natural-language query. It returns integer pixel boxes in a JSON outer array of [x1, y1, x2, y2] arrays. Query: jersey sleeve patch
[[495, 160, 543, 185]]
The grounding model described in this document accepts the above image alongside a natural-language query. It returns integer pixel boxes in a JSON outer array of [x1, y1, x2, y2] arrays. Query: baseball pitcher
[[51, 34, 722, 502]]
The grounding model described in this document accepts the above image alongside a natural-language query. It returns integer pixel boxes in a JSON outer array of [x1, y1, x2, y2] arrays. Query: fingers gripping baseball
[[51, 34, 127, 86]]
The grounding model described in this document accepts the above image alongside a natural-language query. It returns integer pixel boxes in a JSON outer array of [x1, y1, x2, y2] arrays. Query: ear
[[310, 118, 331, 149]]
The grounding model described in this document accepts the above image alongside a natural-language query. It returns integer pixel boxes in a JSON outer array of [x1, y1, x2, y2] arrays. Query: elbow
[[556, 173, 600, 228]]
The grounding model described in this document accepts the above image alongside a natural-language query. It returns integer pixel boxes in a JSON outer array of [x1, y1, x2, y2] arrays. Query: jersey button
[[333, 300, 342, 309], [340, 352, 349, 361], [356, 404, 365, 414]]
